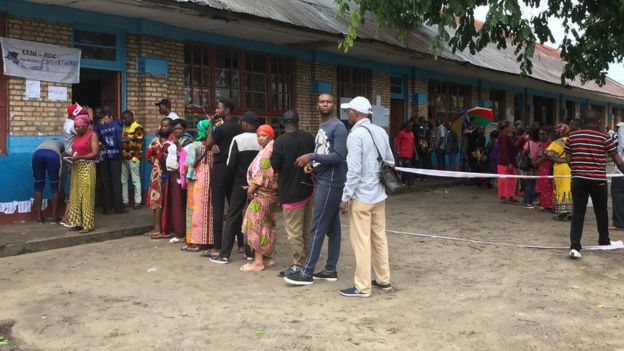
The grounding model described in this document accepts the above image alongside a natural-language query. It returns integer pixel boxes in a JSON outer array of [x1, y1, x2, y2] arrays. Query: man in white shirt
[[155, 98, 180, 121], [339, 96, 394, 298], [611, 122, 624, 229]]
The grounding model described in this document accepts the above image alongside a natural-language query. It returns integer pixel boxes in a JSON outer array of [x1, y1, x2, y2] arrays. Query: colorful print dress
[[146, 137, 165, 209], [242, 140, 279, 257]]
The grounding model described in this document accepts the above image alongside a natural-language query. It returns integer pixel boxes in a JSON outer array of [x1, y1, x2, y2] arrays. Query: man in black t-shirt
[[202, 99, 243, 255], [270, 110, 316, 277]]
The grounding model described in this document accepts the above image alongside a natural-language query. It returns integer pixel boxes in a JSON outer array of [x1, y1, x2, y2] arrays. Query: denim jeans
[[302, 184, 343, 277], [524, 179, 536, 205]]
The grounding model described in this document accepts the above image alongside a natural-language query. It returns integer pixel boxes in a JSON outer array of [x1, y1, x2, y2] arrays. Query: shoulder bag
[[361, 126, 406, 194]]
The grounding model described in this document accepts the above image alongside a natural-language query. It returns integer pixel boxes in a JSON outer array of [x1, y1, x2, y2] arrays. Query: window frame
[[337, 66, 372, 102], [428, 80, 472, 122], [184, 42, 295, 129], [72, 25, 124, 71]]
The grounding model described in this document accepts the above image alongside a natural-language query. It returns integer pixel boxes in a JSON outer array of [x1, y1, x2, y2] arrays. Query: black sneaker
[[209, 256, 230, 264], [371, 280, 392, 291], [284, 272, 313, 286], [278, 266, 302, 277], [313, 270, 338, 281]]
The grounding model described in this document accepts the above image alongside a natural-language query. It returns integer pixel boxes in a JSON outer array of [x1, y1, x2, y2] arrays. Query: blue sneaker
[[339, 287, 370, 298], [278, 266, 301, 277]]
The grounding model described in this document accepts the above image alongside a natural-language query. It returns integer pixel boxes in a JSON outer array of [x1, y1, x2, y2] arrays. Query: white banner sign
[[0, 37, 81, 84]]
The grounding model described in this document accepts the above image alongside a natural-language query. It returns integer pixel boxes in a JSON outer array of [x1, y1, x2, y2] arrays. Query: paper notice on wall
[[25, 79, 40, 99], [48, 86, 67, 101]]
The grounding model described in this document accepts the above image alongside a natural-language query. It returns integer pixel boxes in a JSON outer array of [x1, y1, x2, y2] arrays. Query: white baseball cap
[[617, 122, 624, 127], [340, 96, 372, 115]]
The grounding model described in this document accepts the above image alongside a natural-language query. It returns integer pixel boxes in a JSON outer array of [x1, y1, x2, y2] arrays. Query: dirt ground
[[1, 185, 624, 351]]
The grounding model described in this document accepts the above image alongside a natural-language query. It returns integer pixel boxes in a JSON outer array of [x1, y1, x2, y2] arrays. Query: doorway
[[72, 68, 121, 117], [390, 98, 404, 143]]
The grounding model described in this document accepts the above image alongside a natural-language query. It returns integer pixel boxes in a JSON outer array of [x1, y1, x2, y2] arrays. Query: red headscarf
[[257, 124, 275, 139], [74, 114, 91, 127]]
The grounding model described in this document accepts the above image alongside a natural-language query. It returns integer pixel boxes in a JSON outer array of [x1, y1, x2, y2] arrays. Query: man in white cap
[[338, 96, 394, 297]]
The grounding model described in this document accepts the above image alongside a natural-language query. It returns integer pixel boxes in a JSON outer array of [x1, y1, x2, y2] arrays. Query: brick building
[[0, 0, 623, 218]]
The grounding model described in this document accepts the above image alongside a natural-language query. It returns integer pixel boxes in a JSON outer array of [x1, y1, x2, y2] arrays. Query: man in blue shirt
[[284, 93, 348, 286], [339, 96, 394, 297]]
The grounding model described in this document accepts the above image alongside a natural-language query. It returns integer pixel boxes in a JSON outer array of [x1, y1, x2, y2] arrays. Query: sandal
[[151, 233, 172, 239], [180, 245, 201, 252], [133, 204, 142, 210], [240, 263, 264, 272], [79, 228, 94, 234]]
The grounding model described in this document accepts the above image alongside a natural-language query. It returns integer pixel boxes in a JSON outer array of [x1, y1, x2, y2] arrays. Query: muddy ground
[[1, 185, 624, 350]]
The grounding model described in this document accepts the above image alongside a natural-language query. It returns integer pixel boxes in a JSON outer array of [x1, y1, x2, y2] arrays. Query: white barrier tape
[[395, 167, 624, 180], [340, 224, 624, 251], [385, 228, 624, 252]]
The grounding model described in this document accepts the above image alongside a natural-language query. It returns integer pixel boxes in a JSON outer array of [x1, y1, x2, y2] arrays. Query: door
[[390, 98, 404, 143], [0, 14, 7, 154], [72, 69, 120, 117]]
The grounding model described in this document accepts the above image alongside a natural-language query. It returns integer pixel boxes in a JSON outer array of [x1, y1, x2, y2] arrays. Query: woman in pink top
[[66, 115, 100, 233]]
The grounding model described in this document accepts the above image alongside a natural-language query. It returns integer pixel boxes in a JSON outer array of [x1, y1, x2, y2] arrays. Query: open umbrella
[[450, 106, 494, 144]]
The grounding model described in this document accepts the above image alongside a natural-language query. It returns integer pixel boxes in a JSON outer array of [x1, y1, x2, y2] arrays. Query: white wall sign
[[0, 37, 81, 84], [48, 86, 67, 101], [25, 79, 40, 99]]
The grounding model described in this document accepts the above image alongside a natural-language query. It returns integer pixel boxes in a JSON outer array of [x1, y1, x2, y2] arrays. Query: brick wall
[[126, 34, 184, 134], [7, 17, 72, 136], [372, 72, 390, 108], [294, 61, 337, 133], [407, 78, 428, 119]]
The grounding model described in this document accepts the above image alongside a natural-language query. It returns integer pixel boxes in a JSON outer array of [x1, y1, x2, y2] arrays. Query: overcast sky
[[474, 5, 624, 85]]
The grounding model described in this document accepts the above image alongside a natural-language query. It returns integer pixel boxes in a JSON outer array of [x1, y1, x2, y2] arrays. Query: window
[[428, 80, 472, 122], [390, 76, 403, 95], [74, 30, 117, 61], [566, 101, 576, 120], [184, 43, 294, 129], [245, 53, 267, 110], [489, 90, 506, 121], [338, 66, 372, 100]]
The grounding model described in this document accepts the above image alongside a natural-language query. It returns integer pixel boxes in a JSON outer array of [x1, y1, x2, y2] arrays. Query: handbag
[[361, 126, 407, 194]]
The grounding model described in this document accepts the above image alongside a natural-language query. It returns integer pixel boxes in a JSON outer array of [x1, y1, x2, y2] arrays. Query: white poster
[[25, 79, 40, 99], [48, 86, 67, 101], [0, 37, 81, 84]]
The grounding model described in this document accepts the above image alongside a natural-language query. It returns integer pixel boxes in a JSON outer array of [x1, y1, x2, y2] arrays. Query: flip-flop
[[79, 228, 94, 234], [263, 259, 275, 268], [180, 245, 200, 252], [151, 233, 172, 239], [240, 263, 264, 272]]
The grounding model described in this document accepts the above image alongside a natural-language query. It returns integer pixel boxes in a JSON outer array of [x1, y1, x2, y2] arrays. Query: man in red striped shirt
[[565, 111, 624, 259]]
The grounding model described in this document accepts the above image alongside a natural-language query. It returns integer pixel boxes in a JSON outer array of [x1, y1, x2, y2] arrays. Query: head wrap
[[257, 124, 275, 139], [196, 119, 211, 141], [555, 123, 570, 137], [74, 114, 91, 127]]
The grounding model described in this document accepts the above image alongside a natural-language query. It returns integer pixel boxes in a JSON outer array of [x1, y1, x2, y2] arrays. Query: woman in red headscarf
[[240, 124, 279, 272]]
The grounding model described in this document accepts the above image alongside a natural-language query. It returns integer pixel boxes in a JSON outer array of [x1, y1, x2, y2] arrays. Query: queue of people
[[137, 94, 393, 297]]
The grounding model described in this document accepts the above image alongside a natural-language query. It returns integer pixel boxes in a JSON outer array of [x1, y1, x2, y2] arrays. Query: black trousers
[[570, 178, 610, 251], [611, 177, 624, 228], [100, 158, 123, 212], [220, 184, 253, 258], [211, 162, 232, 250]]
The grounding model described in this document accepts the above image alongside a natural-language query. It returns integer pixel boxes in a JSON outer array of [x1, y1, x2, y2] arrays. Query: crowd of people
[[32, 93, 395, 297]]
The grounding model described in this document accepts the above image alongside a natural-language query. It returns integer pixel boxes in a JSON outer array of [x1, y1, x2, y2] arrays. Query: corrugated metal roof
[[174, 0, 624, 98]]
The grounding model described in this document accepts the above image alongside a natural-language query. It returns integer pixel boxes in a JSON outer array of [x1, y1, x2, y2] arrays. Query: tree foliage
[[335, 0, 624, 86]]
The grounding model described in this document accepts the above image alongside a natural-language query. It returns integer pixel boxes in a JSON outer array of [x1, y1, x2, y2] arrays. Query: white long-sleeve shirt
[[342, 118, 395, 204]]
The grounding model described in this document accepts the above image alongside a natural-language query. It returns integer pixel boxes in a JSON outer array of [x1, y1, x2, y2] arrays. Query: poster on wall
[[0, 37, 81, 84]]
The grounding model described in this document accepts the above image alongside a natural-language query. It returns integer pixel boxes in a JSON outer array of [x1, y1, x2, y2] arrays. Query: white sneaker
[[169, 237, 183, 243], [569, 249, 581, 259]]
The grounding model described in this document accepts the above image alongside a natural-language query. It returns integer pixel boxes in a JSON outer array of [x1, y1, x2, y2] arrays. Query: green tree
[[335, 0, 624, 86]]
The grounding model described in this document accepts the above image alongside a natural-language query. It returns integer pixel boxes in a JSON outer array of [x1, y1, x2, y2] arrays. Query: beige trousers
[[348, 199, 390, 294], [282, 199, 313, 268]]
